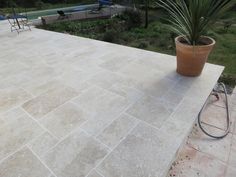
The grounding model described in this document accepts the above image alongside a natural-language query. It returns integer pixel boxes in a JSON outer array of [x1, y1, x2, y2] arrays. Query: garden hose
[[198, 82, 230, 139]]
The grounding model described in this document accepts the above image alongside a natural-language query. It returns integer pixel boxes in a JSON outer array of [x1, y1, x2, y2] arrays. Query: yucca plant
[[157, 0, 233, 45]]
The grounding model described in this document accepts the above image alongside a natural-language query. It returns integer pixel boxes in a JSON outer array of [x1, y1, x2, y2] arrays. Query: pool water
[[0, 4, 98, 20], [27, 4, 98, 20]]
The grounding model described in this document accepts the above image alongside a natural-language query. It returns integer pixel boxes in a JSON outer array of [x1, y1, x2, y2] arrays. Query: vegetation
[[157, 0, 233, 45], [207, 25, 236, 86]]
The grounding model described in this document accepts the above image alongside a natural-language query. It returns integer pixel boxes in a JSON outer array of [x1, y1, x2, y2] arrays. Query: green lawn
[[38, 10, 236, 86], [208, 26, 236, 79]]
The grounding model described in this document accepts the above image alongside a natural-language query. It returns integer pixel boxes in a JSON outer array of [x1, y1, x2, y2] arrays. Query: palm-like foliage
[[157, 0, 233, 45]]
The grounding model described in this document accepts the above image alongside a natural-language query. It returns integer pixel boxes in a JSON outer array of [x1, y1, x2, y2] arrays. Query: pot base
[[176, 68, 202, 77]]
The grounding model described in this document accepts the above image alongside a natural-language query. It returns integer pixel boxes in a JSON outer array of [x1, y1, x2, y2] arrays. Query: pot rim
[[175, 36, 216, 48]]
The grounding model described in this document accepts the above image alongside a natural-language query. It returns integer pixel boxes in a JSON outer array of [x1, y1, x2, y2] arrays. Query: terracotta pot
[[175, 36, 216, 77]]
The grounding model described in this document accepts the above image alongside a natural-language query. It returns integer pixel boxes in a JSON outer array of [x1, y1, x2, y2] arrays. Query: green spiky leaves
[[157, 0, 233, 45]]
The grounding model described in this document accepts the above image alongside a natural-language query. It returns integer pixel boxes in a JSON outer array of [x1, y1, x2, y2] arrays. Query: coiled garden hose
[[198, 82, 230, 139]]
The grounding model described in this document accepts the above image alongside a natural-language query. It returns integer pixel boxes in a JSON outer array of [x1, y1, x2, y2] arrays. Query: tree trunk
[[145, 0, 149, 28]]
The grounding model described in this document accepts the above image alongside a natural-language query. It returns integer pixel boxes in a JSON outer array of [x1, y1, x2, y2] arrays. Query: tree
[[144, 0, 149, 28], [0, 0, 16, 8]]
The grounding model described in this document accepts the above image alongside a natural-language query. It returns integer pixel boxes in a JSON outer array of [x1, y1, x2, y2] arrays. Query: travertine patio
[[0, 21, 224, 177]]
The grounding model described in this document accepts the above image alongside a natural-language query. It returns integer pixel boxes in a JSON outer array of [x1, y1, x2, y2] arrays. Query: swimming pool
[[27, 4, 98, 20], [0, 4, 98, 20]]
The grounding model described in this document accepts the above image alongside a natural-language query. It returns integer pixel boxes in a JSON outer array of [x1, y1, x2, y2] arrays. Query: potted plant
[[157, 0, 232, 76]]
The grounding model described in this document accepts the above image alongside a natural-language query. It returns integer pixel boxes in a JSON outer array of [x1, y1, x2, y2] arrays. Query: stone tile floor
[[168, 90, 236, 177], [0, 21, 225, 177]]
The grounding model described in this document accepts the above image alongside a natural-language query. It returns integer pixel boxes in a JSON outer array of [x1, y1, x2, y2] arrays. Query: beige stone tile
[[97, 114, 139, 148], [0, 88, 32, 113], [99, 55, 132, 72], [79, 95, 129, 136], [24, 65, 57, 78], [159, 116, 192, 149], [170, 97, 204, 124], [188, 124, 232, 162], [135, 53, 176, 72], [48, 175, 57, 177], [58, 69, 94, 90], [118, 62, 163, 82], [0, 114, 43, 161], [87, 170, 103, 177], [40, 102, 87, 138], [231, 93, 236, 106], [79, 116, 114, 137], [0, 108, 26, 127], [118, 62, 178, 98], [185, 81, 214, 105], [226, 166, 236, 177], [43, 130, 109, 177], [0, 63, 29, 81], [161, 89, 185, 108], [22, 85, 78, 119], [98, 123, 178, 177], [167, 145, 227, 177], [73, 86, 119, 115], [20, 66, 60, 90], [160, 92, 206, 147], [136, 77, 176, 98], [72, 54, 105, 73], [126, 96, 172, 128], [108, 83, 144, 103], [28, 132, 58, 158], [228, 136, 236, 168], [60, 77, 91, 93], [0, 147, 51, 177], [0, 72, 32, 90], [233, 89, 236, 95], [231, 111, 236, 135], [88, 70, 124, 89], [74, 86, 129, 135], [0, 81, 11, 90], [24, 80, 65, 96], [73, 86, 107, 109], [174, 76, 196, 91]]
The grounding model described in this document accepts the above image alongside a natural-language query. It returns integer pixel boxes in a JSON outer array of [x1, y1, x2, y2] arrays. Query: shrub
[[219, 74, 236, 91], [158, 38, 168, 47], [120, 32, 134, 42], [103, 30, 119, 43], [35, 0, 44, 10], [118, 9, 142, 30], [0, 0, 16, 8], [138, 42, 148, 49]]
